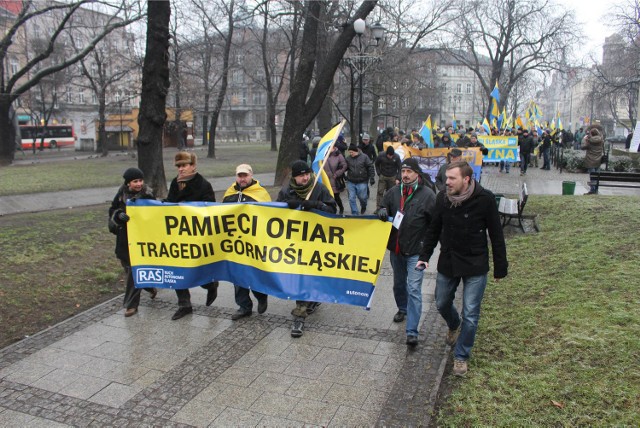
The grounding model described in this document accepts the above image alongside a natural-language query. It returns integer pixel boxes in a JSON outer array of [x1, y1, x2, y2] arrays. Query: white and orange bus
[[20, 124, 76, 150]]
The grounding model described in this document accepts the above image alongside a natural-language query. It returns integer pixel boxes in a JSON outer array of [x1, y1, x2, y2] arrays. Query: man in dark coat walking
[[165, 152, 219, 320], [416, 161, 508, 377]]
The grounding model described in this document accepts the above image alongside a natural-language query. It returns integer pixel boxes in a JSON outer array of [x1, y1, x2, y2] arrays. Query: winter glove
[[287, 200, 302, 209], [370, 177, 375, 186], [117, 211, 130, 222], [301, 200, 321, 211], [377, 208, 388, 222]]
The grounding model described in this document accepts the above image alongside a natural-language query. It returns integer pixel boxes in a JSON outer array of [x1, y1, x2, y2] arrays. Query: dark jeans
[[377, 175, 396, 209], [234, 285, 267, 312], [542, 148, 550, 169], [176, 281, 218, 308], [520, 153, 530, 173], [120, 260, 154, 310]]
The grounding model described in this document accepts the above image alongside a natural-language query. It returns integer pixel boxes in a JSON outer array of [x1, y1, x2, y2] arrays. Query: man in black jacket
[[416, 161, 508, 376], [377, 157, 436, 347], [277, 160, 337, 338], [222, 164, 272, 320], [374, 146, 401, 208], [166, 152, 219, 320], [518, 129, 535, 176], [345, 143, 375, 215]]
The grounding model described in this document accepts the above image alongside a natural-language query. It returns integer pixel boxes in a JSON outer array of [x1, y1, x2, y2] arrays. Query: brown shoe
[[149, 288, 158, 299], [453, 359, 468, 376], [446, 326, 461, 346], [124, 308, 137, 317]]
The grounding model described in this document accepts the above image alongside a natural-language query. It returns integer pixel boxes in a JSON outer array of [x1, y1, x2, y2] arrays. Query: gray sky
[[560, 0, 616, 57]]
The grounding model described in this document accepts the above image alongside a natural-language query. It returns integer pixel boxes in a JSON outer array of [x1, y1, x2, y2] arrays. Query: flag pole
[[305, 119, 347, 200]]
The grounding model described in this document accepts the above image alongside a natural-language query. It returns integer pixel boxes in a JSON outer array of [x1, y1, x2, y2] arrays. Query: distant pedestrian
[[299, 138, 310, 163], [359, 133, 377, 162], [518, 129, 535, 176], [165, 152, 219, 320], [582, 126, 605, 195], [417, 161, 508, 376], [108, 168, 157, 317], [436, 148, 462, 192], [309, 136, 320, 164], [377, 157, 436, 346], [222, 164, 271, 319], [323, 145, 348, 215], [345, 143, 375, 215], [374, 146, 401, 209]]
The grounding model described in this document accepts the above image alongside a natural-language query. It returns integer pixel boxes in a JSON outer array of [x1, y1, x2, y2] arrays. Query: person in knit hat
[[376, 156, 436, 347], [108, 167, 157, 317], [277, 159, 337, 338], [165, 151, 219, 320]]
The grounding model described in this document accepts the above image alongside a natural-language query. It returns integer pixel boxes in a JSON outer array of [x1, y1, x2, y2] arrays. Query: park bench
[[588, 171, 640, 193], [498, 183, 539, 233]]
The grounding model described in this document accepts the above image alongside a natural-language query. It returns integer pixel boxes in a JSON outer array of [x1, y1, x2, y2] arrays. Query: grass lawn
[[0, 144, 278, 196], [436, 195, 640, 426]]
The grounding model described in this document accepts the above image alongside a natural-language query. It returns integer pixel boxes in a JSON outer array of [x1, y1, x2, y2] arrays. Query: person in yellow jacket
[[222, 164, 272, 319]]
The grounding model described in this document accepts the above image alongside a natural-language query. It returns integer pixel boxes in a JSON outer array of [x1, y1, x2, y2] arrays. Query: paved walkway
[[0, 162, 636, 427]]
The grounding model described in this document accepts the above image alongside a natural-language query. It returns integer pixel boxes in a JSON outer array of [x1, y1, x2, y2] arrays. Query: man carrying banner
[[277, 160, 337, 337], [165, 152, 219, 320], [416, 161, 508, 376], [222, 164, 272, 320], [376, 157, 436, 347]]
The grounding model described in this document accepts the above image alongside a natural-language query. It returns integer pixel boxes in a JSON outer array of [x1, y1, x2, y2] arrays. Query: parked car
[[607, 135, 626, 146]]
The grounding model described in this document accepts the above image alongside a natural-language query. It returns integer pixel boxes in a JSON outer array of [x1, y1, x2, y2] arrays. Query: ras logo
[[137, 268, 164, 284]]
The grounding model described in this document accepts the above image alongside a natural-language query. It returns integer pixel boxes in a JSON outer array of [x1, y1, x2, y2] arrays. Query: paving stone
[[207, 384, 261, 410], [88, 382, 142, 408], [284, 360, 327, 380], [57, 374, 112, 400], [323, 383, 370, 407], [250, 391, 298, 418], [347, 351, 388, 371], [210, 406, 263, 427], [318, 364, 361, 386], [216, 367, 262, 387], [249, 371, 297, 394], [170, 399, 225, 427], [257, 414, 308, 427], [287, 398, 339, 426], [283, 378, 332, 400], [328, 405, 377, 427], [339, 337, 380, 353]]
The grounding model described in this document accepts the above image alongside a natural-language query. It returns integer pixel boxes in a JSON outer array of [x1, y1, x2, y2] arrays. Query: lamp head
[[353, 18, 365, 35]]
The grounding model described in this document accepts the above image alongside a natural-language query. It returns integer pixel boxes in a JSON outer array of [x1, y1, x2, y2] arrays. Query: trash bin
[[562, 181, 576, 195]]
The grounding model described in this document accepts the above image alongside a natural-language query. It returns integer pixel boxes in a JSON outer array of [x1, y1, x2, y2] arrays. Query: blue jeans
[[435, 273, 487, 361], [542, 148, 550, 169], [389, 253, 424, 337], [347, 181, 368, 215], [587, 167, 599, 193], [520, 153, 530, 173]]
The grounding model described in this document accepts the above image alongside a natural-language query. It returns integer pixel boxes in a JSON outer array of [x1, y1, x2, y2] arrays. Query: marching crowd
[[108, 120, 613, 376]]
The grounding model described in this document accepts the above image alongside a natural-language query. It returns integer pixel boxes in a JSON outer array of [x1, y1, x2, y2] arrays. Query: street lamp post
[[344, 19, 385, 144]]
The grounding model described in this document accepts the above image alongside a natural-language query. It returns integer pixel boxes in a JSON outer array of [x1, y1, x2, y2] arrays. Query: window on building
[[441, 83, 447, 93], [456, 83, 462, 93], [78, 91, 85, 104], [253, 90, 263, 105], [53, 93, 59, 109], [10, 58, 19, 76], [66, 87, 73, 103], [91, 92, 97, 104], [378, 98, 386, 109], [232, 70, 244, 84], [466, 83, 472, 94]]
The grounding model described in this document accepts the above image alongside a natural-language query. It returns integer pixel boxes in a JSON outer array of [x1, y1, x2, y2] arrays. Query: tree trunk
[[207, 0, 234, 160], [0, 97, 14, 165], [136, 0, 170, 198], [98, 89, 108, 157], [275, 0, 377, 185]]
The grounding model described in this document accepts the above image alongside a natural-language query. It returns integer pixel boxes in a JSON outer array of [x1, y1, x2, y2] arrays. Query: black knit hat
[[123, 167, 144, 185], [348, 143, 359, 152], [400, 157, 421, 174], [386, 146, 395, 155], [291, 160, 312, 177]]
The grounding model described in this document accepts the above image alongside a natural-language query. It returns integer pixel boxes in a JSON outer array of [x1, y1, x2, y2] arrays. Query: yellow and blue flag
[[482, 118, 491, 134], [311, 121, 346, 197], [490, 81, 500, 103], [452, 114, 457, 131], [490, 98, 500, 124], [419, 115, 434, 148]]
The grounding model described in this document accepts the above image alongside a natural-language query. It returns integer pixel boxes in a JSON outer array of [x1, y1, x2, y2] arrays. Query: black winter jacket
[[420, 182, 508, 278], [380, 181, 436, 256], [276, 182, 337, 214], [345, 151, 375, 183], [166, 173, 216, 203], [518, 134, 535, 155], [374, 152, 402, 178], [109, 184, 155, 264]]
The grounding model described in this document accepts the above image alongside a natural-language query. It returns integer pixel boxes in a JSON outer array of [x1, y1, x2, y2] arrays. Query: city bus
[[19, 124, 76, 150]]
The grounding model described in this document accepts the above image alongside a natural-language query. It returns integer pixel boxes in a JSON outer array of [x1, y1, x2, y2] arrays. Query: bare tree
[[440, 0, 580, 119], [137, 0, 170, 198], [0, 0, 143, 166], [275, 0, 377, 185]]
